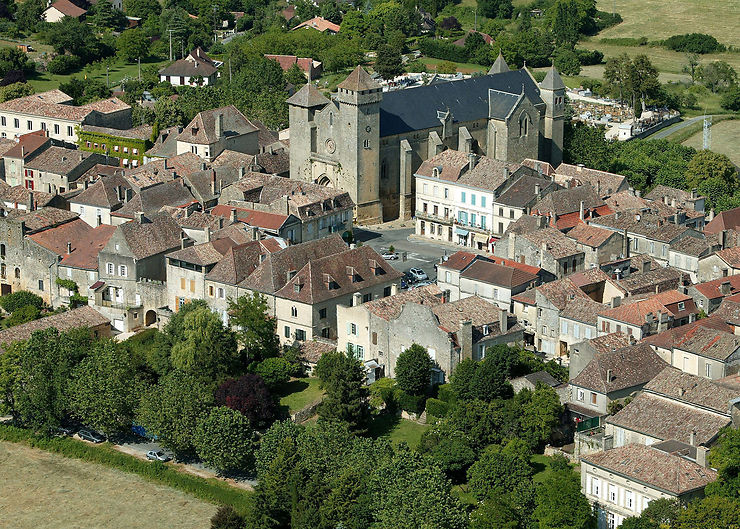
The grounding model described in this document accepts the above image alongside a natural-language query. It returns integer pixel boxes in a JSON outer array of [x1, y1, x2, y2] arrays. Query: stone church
[[287, 54, 566, 224]]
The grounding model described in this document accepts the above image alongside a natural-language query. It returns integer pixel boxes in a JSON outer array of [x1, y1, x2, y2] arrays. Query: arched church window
[[329, 113, 333, 126], [519, 114, 529, 137], [364, 139, 370, 149]]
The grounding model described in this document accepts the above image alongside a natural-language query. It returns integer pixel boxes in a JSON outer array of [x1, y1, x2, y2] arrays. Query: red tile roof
[[567, 222, 617, 247], [715, 246, 740, 268], [293, 16, 341, 33], [46, 0, 87, 18], [210, 205, 289, 231], [59, 224, 116, 270], [438, 251, 478, 271], [28, 218, 95, 256], [486, 256, 542, 276], [704, 206, 740, 234]]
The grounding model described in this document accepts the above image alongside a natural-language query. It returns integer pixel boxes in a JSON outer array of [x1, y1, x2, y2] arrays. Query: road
[[647, 115, 706, 140], [355, 226, 461, 282]]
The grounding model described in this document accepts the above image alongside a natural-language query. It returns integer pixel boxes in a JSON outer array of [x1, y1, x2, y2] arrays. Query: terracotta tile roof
[[486, 256, 542, 276], [0, 137, 17, 157], [519, 370, 562, 387], [521, 159, 555, 176], [415, 149, 524, 192], [461, 259, 538, 288], [24, 146, 94, 174], [536, 277, 590, 310], [452, 30, 494, 46], [0, 186, 54, 208], [364, 284, 444, 321], [581, 444, 716, 495], [166, 238, 238, 266], [590, 212, 694, 243], [239, 234, 349, 293], [645, 185, 704, 208], [272, 245, 402, 304], [177, 106, 256, 145], [600, 296, 672, 327], [0, 306, 109, 349], [7, 207, 78, 233], [587, 332, 631, 354], [58, 224, 116, 270], [512, 288, 536, 305], [293, 16, 341, 33], [298, 339, 337, 364], [46, 0, 86, 18], [159, 48, 218, 78], [519, 227, 582, 259], [571, 342, 666, 394], [569, 267, 613, 288], [82, 124, 152, 140], [641, 315, 731, 350], [705, 206, 740, 234], [71, 174, 132, 208], [567, 223, 616, 247], [81, 98, 130, 114], [615, 266, 685, 296], [554, 163, 628, 196], [438, 251, 478, 271], [645, 366, 740, 414], [210, 204, 289, 231], [211, 149, 255, 168], [560, 296, 603, 325], [433, 295, 504, 334], [116, 212, 184, 259], [254, 149, 290, 175], [606, 393, 730, 446], [113, 179, 195, 219], [496, 174, 558, 208], [670, 235, 716, 257], [265, 55, 320, 74], [205, 240, 279, 285], [532, 184, 606, 217], [715, 246, 740, 268], [28, 217, 94, 256], [692, 275, 740, 300], [3, 132, 51, 160], [672, 325, 740, 361]]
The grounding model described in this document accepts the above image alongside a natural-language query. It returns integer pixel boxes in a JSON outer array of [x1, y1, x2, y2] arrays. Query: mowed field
[[0, 441, 217, 529], [596, 0, 740, 47], [682, 120, 740, 166]]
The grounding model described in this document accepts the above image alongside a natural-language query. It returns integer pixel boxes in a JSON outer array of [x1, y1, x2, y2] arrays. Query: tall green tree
[[603, 53, 632, 104], [629, 55, 660, 113], [68, 340, 142, 436], [117, 28, 151, 62], [169, 305, 239, 379], [519, 384, 564, 448], [395, 344, 433, 396], [137, 370, 214, 454], [228, 293, 280, 365], [193, 406, 255, 473], [467, 443, 534, 501], [674, 495, 740, 529], [533, 470, 595, 529], [698, 60, 738, 93], [375, 44, 404, 81], [317, 352, 369, 433]]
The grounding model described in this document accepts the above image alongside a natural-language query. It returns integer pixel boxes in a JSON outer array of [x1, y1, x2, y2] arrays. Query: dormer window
[[678, 301, 685, 311], [483, 325, 489, 336]]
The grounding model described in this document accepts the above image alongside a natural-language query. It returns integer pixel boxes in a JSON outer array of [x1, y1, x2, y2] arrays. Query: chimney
[[201, 161, 207, 171], [671, 197, 677, 208], [722, 230, 729, 250], [503, 167, 510, 179], [66, 242, 72, 254], [460, 319, 473, 361], [210, 171, 216, 195], [696, 446, 708, 468], [606, 369, 612, 383], [615, 211, 621, 220], [690, 430, 697, 446], [596, 179, 601, 196], [28, 192, 35, 211], [180, 236, 186, 249], [499, 309, 508, 332], [391, 283, 398, 296], [674, 212, 680, 225], [467, 152, 477, 171], [577, 164, 584, 172], [634, 213, 641, 222], [720, 281, 731, 296], [635, 189, 641, 198], [508, 232, 516, 259], [642, 260, 651, 274], [251, 226, 260, 240], [239, 166, 245, 178], [353, 292, 362, 306], [230, 208, 237, 223], [135, 211, 144, 224], [535, 183, 541, 196], [215, 113, 224, 139], [678, 387, 685, 397], [579, 200, 585, 221], [204, 226, 211, 242], [708, 208, 715, 222]]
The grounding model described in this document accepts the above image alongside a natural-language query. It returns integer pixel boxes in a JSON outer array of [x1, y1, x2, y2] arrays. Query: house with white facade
[[159, 48, 220, 87]]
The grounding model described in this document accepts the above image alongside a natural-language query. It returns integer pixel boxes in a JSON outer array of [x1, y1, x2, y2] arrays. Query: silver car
[[146, 450, 171, 462]]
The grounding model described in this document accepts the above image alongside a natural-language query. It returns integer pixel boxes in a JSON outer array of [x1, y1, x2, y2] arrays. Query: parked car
[[147, 450, 172, 462], [78, 429, 106, 443], [56, 425, 76, 437], [381, 251, 399, 260], [408, 267, 428, 282], [413, 280, 434, 289]]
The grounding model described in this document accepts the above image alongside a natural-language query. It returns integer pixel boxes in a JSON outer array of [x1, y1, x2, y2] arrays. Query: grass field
[[368, 414, 431, 448], [276, 377, 324, 414], [420, 57, 488, 75], [596, 0, 740, 48], [0, 441, 216, 529], [682, 120, 740, 166]]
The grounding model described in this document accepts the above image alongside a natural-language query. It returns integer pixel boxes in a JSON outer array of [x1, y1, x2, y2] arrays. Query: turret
[[539, 64, 566, 166]]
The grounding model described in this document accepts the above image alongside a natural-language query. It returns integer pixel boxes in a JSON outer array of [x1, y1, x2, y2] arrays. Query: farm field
[[0, 441, 216, 529], [682, 120, 740, 166], [595, 0, 740, 48]]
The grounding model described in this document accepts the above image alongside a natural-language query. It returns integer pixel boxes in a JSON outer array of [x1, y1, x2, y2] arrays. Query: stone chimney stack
[[66, 242, 72, 254], [391, 283, 398, 296], [204, 226, 211, 242], [499, 309, 508, 332], [215, 113, 224, 139], [535, 183, 541, 197], [353, 292, 362, 306], [697, 446, 709, 468], [211, 171, 216, 195], [468, 152, 477, 171], [230, 208, 237, 223], [690, 429, 697, 446], [579, 200, 585, 221], [606, 369, 612, 383]]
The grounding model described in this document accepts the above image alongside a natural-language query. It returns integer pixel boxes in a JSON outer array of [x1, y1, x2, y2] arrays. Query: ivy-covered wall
[[77, 129, 152, 167]]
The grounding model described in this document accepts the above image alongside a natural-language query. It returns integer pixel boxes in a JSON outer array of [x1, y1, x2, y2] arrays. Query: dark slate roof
[[540, 65, 565, 91], [379, 69, 544, 137], [337, 66, 380, 91], [286, 84, 331, 108]]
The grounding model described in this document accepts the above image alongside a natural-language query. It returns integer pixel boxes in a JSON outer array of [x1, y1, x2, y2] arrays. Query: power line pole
[[168, 29, 175, 61], [138, 57, 141, 80]]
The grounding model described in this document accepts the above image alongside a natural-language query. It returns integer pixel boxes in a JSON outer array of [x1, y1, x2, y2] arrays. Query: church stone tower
[[336, 67, 383, 224], [539, 64, 566, 167]]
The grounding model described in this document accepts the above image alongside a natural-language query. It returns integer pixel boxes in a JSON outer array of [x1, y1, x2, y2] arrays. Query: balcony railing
[[416, 211, 453, 225]]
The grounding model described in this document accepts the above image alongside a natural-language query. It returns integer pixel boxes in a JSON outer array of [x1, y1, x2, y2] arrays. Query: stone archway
[[144, 310, 157, 326], [317, 174, 333, 188]]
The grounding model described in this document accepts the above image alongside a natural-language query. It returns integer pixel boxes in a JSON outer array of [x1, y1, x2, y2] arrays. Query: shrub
[[575, 48, 604, 66], [395, 344, 433, 396], [211, 505, 245, 529], [425, 397, 449, 418], [406, 60, 427, 73], [437, 60, 457, 75], [721, 87, 740, 112], [663, 33, 725, 54], [193, 406, 255, 473], [47, 55, 81, 75], [253, 357, 293, 388], [396, 389, 426, 414], [369, 377, 396, 411], [4, 304, 40, 327], [0, 291, 44, 313], [418, 38, 468, 63], [436, 383, 456, 404]]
